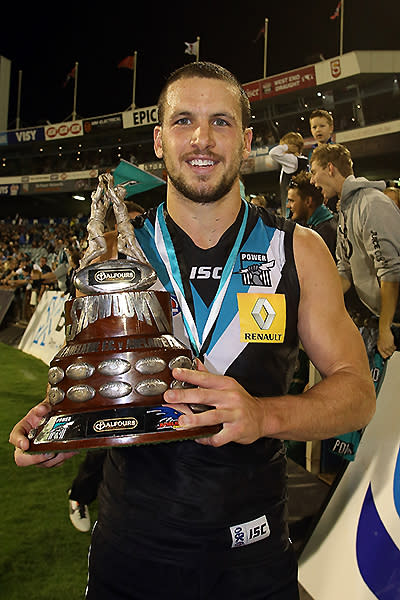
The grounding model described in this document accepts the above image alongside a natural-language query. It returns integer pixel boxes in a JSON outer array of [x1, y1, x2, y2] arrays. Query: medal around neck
[[27, 173, 219, 453]]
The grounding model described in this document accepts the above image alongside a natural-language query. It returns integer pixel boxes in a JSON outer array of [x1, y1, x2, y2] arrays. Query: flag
[[253, 26, 265, 43], [118, 55, 135, 70], [63, 65, 76, 88], [184, 41, 199, 56], [113, 160, 165, 197], [330, 1, 341, 19]]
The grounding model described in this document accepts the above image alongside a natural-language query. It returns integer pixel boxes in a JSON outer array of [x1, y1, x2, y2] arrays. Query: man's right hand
[[9, 401, 77, 468]]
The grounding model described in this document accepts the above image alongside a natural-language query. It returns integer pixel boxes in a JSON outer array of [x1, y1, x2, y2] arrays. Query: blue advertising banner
[[8, 127, 45, 144]]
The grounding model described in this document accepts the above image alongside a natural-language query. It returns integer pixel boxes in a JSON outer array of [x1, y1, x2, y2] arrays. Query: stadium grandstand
[[1, 49, 399, 218]]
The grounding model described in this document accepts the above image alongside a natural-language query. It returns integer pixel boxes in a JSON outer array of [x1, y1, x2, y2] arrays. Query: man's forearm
[[260, 368, 375, 441], [377, 281, 399, 357], [379, 280, 399, 330]]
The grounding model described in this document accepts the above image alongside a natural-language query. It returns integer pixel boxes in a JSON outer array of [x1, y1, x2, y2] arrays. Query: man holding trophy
[[10, 62, 375, 599]]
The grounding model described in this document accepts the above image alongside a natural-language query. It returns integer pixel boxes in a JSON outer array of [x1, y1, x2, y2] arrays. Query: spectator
[[287, 171, 337, 258], [29, 239, 48, 264], [310, 143, 400, 362], [308, 109, 334, 154], [268, 132, 308, 217], [308, 109, 337, 214]]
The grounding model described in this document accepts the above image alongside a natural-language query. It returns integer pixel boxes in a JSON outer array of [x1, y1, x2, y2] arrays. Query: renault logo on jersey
[[251, 297, 276, 330], [237, 293, 286, 343]]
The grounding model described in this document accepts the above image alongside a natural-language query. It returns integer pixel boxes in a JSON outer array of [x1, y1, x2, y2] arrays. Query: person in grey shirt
[[310, 143, 400, 360]]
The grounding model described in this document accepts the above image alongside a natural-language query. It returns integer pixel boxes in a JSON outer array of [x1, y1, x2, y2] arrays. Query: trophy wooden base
[[27, 405, 221, 453]]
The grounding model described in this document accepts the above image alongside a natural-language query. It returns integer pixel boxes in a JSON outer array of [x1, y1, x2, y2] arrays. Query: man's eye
[[213, 118, 229, 126], [175, 117, 191, 125]]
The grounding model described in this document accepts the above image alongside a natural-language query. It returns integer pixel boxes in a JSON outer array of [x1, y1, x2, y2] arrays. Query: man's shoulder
[[350, 185, 394, 214], [294, 223, 335, 258]]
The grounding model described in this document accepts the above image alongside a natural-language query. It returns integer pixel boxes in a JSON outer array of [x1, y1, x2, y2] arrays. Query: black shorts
[[85, 524, 299, 600]]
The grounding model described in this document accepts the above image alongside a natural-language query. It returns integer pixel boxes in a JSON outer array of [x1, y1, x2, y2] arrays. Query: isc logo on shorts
[[237, 293, 286, 343], [230, 515, 270, 548]]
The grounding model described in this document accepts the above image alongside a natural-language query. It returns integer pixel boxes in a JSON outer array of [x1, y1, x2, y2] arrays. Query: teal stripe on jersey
[[134, 218, 173, 294]]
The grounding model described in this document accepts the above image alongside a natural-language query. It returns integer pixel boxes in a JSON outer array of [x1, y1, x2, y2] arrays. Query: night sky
[[1, 1, 399, 129]]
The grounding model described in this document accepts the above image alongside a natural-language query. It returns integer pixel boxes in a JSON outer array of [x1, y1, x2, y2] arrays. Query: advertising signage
[[8, 127, 45, 144], [44, 121, 83, 141], [83, 115, 123, 133], [122, 105, 159, 129], [243, 65, 316, 102]]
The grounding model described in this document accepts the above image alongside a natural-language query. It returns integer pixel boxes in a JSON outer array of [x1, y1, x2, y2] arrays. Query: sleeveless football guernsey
[[98, 202, 300, 568]]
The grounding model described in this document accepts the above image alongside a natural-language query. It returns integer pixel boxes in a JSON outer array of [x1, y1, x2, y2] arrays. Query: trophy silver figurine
[[28, 173, 219, 452]]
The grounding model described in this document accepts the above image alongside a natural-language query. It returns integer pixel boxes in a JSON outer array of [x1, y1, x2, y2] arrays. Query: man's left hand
[[163, 361, 265, 447]]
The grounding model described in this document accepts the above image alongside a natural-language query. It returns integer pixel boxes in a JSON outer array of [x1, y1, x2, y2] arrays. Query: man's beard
[[164, 148, 244, 205], [167, 170, 239, 204]]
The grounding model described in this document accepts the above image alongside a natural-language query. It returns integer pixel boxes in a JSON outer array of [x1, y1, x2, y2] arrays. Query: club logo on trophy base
[[27, 173, 219, 453]]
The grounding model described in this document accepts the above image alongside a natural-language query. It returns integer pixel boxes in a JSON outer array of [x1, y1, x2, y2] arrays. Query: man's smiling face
[[154, 77, 252, 204]]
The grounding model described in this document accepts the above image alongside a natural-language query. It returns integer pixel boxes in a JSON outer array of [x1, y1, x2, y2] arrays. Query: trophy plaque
[[27, 173, 219, 453]]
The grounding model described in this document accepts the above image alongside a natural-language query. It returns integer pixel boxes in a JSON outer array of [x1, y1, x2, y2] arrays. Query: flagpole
[[72, 61, 79, 121], [339, 0, 344, 55], [132, 51, 137, 109], [263, 18, 269, 78], [16, 70, 22, 129], [196, 36, 200, 61]]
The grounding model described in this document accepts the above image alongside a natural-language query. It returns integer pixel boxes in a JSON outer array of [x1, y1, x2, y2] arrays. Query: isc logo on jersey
[[237, 293, 286, 343], [189, 266, 222, 280]]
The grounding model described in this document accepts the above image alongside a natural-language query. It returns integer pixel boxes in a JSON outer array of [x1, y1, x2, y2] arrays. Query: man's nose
[[190, 124, 215, 149]]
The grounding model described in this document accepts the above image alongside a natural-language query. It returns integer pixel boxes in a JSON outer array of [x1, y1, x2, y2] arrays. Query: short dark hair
[[157, 61, 251, 129], [309, 109, 334, 127], [289, 171, 324, 206]]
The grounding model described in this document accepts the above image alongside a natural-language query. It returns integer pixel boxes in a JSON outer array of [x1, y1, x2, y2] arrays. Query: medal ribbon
[[155, 201, 248, 356]]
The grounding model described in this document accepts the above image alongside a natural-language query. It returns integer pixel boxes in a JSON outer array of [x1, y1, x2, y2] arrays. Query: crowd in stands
[[0, 218, 88, 325]]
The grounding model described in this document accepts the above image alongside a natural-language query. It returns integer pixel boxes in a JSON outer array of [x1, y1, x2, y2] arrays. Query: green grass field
[[0, 343, 95, 599]]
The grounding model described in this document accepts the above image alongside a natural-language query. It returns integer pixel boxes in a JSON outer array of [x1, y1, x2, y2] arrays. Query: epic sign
[[122, 106, 159, 129]]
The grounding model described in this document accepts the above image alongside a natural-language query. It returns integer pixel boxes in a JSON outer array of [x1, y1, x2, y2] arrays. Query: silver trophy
[[28, 174, 219, 452]]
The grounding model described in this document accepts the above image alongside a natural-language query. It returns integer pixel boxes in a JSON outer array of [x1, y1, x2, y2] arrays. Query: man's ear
[[305, 196, 313, 208], [154, 126, 163, 159], [328, 162, 335, 177], [242, 127, 253, 159]]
